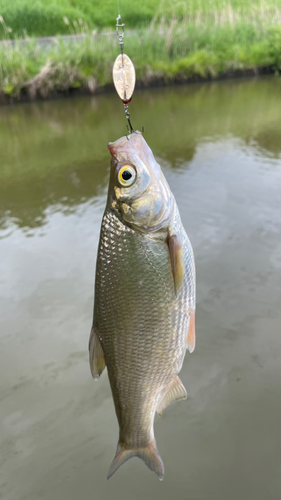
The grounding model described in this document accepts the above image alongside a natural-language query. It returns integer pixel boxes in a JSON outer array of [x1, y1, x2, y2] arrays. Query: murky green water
[[1, 77, 281, 500]]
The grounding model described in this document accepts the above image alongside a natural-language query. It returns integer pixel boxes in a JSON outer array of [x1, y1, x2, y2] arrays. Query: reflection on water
[[1, 76, 281, 232], [1, 77, 281, 500]]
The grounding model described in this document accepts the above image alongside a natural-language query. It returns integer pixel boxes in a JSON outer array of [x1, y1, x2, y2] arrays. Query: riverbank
[[1, 17, 281, 104], [0, 65, 276, 106]]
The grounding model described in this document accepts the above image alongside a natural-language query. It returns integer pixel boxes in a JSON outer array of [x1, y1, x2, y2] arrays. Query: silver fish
[[89, 132, 196, 480]]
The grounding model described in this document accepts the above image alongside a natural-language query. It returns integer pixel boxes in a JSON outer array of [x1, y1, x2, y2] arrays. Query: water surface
[[1, 77, 281, 500]]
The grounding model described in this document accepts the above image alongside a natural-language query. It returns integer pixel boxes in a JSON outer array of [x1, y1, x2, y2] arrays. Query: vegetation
[[0, 0, 281, 100], [0, 0, 281, 38]]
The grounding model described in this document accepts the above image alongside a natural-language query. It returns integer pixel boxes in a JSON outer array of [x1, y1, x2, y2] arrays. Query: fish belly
[[93, 210, 193, 448]]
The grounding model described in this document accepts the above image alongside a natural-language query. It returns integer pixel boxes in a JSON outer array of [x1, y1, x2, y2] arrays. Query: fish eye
[[118, 165, 136, 187]]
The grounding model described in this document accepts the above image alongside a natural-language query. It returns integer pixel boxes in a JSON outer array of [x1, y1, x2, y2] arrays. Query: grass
[[0, 1, 281, 100], [0, 0, 281, 37]]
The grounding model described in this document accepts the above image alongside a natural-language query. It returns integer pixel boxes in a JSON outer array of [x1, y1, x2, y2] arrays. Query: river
[[0, 76, 281, 500]]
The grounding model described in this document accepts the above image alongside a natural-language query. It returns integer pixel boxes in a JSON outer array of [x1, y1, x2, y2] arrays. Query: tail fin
[[107, 440, 164, 480]]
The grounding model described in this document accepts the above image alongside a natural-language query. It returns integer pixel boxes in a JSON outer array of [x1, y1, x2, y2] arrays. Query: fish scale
[[94, 210, 192, 440], [90, 132, 195, 480]]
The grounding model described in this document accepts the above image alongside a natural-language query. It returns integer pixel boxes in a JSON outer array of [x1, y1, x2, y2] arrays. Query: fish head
[[107, 132, 174, 234]]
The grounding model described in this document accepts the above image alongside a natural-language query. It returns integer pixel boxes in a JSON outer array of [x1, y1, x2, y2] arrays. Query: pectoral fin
[[187, 310, 196, 353], [167, 233, 184, 295], [156, 376, 187, 416], [89, 326, 106, 380]]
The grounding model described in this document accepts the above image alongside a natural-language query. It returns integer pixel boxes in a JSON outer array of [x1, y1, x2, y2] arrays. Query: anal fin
[[187, 310, 196, 353], [89, 326, 106, 380], [156, 376, 187, 416]]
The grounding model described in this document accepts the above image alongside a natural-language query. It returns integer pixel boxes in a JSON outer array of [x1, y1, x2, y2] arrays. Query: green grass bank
[[0, 0, 281, 38], [1, 0, 281, 102]]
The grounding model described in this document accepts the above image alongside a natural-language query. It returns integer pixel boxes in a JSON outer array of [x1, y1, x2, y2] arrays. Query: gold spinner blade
[[113, 54, 136, 104]]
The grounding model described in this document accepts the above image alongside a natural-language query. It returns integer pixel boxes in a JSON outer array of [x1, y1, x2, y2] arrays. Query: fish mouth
[[107, 142, 118, 156], [108, 131, 143, 159]]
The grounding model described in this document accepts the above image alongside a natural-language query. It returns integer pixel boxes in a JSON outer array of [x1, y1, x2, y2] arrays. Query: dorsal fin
[[167, 233, 184, 295], [156, 376, 187, 416], [89, 326, 106, 380]]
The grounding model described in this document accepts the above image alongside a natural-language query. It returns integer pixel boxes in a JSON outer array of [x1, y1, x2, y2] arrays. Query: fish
[[89, 131, 196, 480]]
